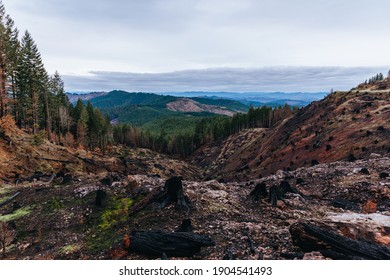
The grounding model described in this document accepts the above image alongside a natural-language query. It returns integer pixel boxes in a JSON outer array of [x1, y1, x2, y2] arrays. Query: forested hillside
[[0, 2, 110, 151]]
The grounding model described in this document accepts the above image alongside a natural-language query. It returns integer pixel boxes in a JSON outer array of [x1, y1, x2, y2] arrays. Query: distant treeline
[[0, 2, 110, 151], [113, 105, 294, 157], [0, 1, 294, 157]]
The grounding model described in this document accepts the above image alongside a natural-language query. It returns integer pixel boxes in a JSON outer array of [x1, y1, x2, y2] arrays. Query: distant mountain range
[[67, 90, 326, 107]]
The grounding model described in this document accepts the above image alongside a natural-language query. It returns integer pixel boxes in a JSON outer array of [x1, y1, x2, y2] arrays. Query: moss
[[0, 187, 12, 196], [0, 195, 11, 205], [86, 197, 134, 253], [99, 198, 134, 230], [0, 207, 31, 222], [46, 196, 64, 212], [59, 244, 81, 255]]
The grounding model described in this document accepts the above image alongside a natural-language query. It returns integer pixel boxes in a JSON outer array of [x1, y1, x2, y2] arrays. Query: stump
[[161, 176, 189, 209], [95, 190, 107, 207], [128, 231, 215, 257], [290, 222, 390, 260], [249, 182, 268, 201], [269, 181, 297, 207], [175, 219, 193, 232]]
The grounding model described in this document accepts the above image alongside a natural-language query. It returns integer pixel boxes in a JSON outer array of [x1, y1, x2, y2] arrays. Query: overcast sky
[[3, 0, 390, 92]]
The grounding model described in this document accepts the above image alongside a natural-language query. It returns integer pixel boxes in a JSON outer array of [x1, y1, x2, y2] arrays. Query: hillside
[[191, 90, 390, 182], [1, 90, 390, 260], [0, 117, 201, 182]]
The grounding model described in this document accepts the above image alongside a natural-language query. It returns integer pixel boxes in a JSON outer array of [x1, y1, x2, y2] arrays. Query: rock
[[303, 251, 329, 260], [370, 153, 382, 158]]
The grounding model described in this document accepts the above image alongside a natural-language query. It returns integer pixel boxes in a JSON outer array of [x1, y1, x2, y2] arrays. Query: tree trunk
[[0, 48, 6, 118], [290, 222, 390, 260]]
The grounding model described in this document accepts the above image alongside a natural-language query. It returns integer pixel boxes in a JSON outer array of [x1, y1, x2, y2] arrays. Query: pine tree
[[17, 31, 48, 133], [4, 15, 20, 119]]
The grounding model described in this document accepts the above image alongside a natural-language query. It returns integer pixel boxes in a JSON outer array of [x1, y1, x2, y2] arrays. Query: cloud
[[62, 66, 389, 92]]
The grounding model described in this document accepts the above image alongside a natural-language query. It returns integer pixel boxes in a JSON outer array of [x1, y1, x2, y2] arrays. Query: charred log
[[128, 231, 215, 257], [290, 222, 390, 260]]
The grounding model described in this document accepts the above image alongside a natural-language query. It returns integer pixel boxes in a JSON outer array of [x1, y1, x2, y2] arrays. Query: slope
[[191, 90, 390, 181]]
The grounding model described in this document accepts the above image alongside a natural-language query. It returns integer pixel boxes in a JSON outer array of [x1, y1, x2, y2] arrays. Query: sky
[[2, 0, 390, 92]]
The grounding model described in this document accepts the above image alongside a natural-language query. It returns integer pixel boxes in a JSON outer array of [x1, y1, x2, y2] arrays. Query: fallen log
[[290, 222, 390, 260], [128, 231, 215, 257], [0, 192, 21, 209]]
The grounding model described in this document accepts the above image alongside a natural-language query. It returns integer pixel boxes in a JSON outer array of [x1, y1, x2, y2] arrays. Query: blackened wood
[[290, 222, 390, 260], [161, 176, 189, 209], [269, 186, 279, 207], [244, 229, 257, 254], [129, 231, 215, 257], [95, 190, 106, 207], [249, 182, 268, 201], [279, 180, 297, 196], [0, 192, 21, 208], [175, 219, 193, 232]]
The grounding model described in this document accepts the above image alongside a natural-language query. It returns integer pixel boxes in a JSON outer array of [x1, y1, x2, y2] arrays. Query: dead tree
[[160, 176, 189, 209], [290, 222, 390, 260], [127, 231, 215, 257], [249, 182, 268, 201]]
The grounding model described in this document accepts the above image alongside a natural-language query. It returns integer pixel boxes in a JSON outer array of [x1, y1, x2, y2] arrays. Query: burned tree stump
[[175, 219, 193, 232], [249, 182, 268, 201], [161, 176, 189, 209], [128, 231, 215, 257], [290, 222, 390, 260], [268, 181, 297, 207], [95, 190, 107, 207]]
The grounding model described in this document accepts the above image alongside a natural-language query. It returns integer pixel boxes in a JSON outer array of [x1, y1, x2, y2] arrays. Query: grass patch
[[0, 206, 31, 222], [99, 198, 134, 230], [59, 244, 81, 255], [0, 195, 11, 205], [46, 196, 64, 212], [0, 186, 12, 196], [86, 197, 134, 253]]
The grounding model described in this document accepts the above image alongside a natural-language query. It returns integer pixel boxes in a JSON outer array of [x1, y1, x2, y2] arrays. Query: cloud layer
[[63, 66, 389, 92], [4, 0, 390, 76]]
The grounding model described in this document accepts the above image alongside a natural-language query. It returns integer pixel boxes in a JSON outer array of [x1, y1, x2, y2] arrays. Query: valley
[[1, 88, 389, 260]]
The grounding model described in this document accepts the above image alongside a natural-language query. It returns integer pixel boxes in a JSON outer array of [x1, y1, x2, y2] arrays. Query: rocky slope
[[191, 90, 390, 182], [1, 156, 388, 259]]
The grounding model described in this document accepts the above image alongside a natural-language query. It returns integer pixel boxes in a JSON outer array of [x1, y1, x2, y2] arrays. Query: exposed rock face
[[167, 98, 236, 116]]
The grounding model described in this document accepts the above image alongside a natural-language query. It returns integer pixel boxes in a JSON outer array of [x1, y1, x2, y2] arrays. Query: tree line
[[0, 1, 295, 157], [113, 104, 295, 157], [0, 1, 110, 151]]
